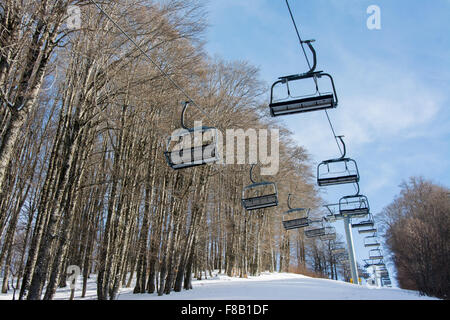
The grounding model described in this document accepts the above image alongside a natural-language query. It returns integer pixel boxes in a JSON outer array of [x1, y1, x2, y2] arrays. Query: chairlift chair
[[351, 213, 375, 229], [242, 164, 278, 211], [331, 241, 345, 250], [305, 227, 326, 239], [383, 280, 392, 287], [379, 271, 389, 277], [364, 259, 385, 268], [320, 226, 336, 241], [317, 137, 360, 187], [165, 101, 220, 170], [269, 40, 338, 117], [282, 194, 310, 230], [358, 227, 377, 234], [331, 247, 347, 255], [364, 235, 380, 248], [368, 248, 384, 260], [377, 265, 388, 272], [339, 190, 370, 218], [304, 218, 335, 239]]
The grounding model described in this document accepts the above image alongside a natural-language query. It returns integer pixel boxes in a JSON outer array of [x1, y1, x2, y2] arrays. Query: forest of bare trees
[[377, 177, 450, 299], [0, 0, 359, 300]]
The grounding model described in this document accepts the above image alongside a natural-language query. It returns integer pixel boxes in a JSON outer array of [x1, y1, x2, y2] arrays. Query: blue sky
[[202, 0, 450, 283]]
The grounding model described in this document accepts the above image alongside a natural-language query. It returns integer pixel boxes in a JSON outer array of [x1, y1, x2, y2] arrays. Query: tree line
[[377, 177, 450, 299]]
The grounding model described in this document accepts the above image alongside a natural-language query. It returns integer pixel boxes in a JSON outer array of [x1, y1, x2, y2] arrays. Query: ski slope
[[0, 272, 438, 300]]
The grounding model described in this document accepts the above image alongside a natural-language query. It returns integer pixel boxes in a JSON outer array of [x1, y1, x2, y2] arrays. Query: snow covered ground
[[0, 272, 438, 300]]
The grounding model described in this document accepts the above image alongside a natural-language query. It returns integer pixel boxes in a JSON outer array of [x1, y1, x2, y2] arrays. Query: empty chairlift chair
[[242, 164, 279, 211], [304, 218, 336, 240], [304, 218, 326, 239], [379, 270, 389, 278], [364, 235, 381, 248], [351, 213, 375, 229], [165, 101, 220, 170], [317, 137, 360, 187], [282, 194, 310, 231], [364, 258, 385, 268], [269, 40, 338, 117], [320, 226, 337, 241], [358, 227, 377, 234], [331, 242, 347, 255], [368, 248, 384, 260], [339, 187, 370, 218]]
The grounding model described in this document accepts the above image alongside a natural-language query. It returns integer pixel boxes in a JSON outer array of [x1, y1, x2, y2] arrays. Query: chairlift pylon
[[269, 39, 338, 117], [164, 101, 220, 170], [242, 164, 279, 211]]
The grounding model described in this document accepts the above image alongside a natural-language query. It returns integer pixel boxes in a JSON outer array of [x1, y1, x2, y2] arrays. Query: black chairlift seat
[[364, 259, 385, 268], [242, 182, 278, 210], [352, 220, 374, 229], [364, 236, 380, 248], [282, 195, 310, 231], [283, 216, 310, 230], [317, 160, 359, 186], [358, 228, 377, 234], [339, 193, 370, 218], [320, 226, 336, 241], [165, 101, 220, 170], [165, 129, 219, 169], [369, 249, 383, 260], [351, 213, 374, 229], [317, 137, 360, 187], [242, 165, 278, 211], [269, 40, 338, 117], [305, 227, 326, 238], [269, 76, 337, 117], [332, 247, 346, 255]]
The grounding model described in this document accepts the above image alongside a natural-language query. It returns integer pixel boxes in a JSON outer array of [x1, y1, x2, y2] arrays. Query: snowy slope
[[0, 272, 438, 300]]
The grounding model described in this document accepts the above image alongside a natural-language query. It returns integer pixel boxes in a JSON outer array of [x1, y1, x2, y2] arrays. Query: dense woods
[[0, 0, 358, 300], [377, 177, 450, 299]]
